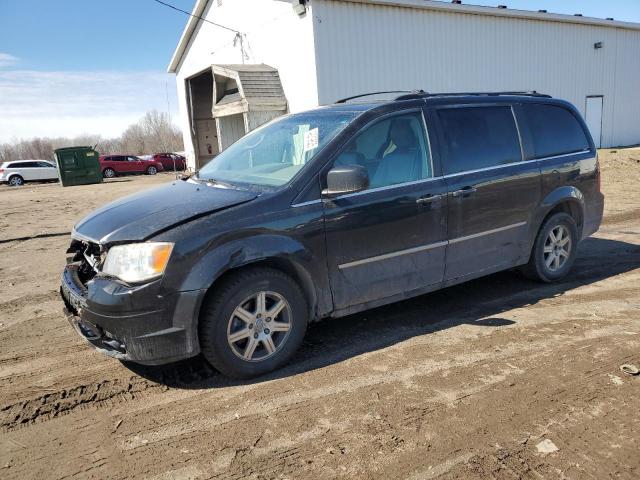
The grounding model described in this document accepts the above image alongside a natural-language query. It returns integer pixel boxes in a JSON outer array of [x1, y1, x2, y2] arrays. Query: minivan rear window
[[437, 106, 522, 175], [523, 104, 590, 159]]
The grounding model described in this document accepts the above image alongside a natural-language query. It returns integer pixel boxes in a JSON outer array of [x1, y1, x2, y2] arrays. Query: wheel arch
[[202, 257, 318, 320], [185, 235, 324, 327], [7, 173, 25, 185], [536, 186, 585, 238]]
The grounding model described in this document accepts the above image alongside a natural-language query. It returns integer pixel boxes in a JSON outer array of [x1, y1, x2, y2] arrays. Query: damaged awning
[[211, 64, 288, 117]]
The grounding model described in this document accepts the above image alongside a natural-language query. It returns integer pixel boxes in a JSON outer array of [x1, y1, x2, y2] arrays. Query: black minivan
[[61, 91, 604, 378]]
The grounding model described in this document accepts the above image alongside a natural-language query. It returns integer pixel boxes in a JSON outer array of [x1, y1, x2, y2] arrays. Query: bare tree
[[0, 111, 183, 162]]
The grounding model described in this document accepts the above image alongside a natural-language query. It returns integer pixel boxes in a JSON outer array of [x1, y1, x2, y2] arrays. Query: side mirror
[[324, 165, 369, 197]]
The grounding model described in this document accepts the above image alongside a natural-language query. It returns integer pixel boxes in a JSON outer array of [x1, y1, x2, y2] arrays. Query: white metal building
[[168, 0, 640, 170]]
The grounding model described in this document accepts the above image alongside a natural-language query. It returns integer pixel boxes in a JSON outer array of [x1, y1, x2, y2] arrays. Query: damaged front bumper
[[60, 262, 204, 365]]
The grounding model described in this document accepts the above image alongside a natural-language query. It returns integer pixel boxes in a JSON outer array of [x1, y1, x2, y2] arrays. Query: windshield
[[197, 110, 358, 187]]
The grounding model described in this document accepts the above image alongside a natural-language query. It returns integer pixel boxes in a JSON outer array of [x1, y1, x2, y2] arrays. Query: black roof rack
[[336, 90, 551, 104], [400, 91, 552, 99], [336, 90, 413, 103]]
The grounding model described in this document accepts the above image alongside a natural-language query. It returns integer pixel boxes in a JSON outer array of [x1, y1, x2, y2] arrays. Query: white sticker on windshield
[[303, 128, 319, 152]]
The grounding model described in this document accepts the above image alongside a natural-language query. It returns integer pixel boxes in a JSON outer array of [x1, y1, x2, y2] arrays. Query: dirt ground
[[0, 150, 639, 480]]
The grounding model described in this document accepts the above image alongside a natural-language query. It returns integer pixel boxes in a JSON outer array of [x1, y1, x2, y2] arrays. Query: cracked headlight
[[102, 242, 174, 283]]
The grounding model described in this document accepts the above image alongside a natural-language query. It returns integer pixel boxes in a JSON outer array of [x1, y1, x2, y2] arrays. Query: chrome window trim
[[291, 199, 322, 208], [528, 148, 592, 162], [443, 158, 537, 178], [420, 108, 435, 178], [510, 106, 526, 162], [338, 221, 527, 270], [333, 175, 443, 201], [442, 150, 588, 179]]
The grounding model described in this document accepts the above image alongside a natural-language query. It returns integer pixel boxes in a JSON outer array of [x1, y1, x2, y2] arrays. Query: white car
[[0, 160, 59, 186]]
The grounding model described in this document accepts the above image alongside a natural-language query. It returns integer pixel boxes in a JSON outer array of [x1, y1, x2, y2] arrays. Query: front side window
[[523, 104, 590, 159], [332, 111, 432, 189], [438, 106, 522, 175], [198, 111, 358, 187]]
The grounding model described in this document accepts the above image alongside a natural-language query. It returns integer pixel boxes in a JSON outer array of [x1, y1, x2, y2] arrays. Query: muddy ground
[[0, 150, 639, 480]]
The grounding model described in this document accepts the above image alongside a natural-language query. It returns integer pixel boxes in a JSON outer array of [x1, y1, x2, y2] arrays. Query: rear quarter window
[[523, 104, 590, 159]]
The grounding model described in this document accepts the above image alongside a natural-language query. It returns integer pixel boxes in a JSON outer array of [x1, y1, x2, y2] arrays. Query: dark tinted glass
[[523, 104, 590, 158], [438, 106, 522, 174], [20, 161, 38, 168]]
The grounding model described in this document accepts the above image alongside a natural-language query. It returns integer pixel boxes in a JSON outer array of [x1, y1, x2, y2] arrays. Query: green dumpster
[[55, 146, 103, 187]]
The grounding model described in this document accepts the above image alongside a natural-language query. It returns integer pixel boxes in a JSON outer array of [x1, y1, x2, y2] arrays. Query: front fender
[[178, 233, 329, 320]]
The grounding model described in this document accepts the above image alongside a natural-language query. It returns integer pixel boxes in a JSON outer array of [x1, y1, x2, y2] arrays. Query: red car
[[99, 155, 164, 178], [151, 153, 187, 171]]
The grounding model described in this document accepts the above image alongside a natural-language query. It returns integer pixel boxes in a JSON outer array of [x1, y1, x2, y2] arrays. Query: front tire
[[522, 212, 578, 283], [199, 268, 308, 379], [146, 166, 157, 175], [103, 168, 116, 178], [8, 175, 24, 186]]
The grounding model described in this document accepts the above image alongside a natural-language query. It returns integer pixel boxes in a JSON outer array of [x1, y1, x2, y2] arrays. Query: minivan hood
[[73, 180, 258, 244]]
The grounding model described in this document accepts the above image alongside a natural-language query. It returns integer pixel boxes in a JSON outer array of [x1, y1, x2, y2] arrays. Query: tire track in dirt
[[0, 377, 166, 432], [0, 359, 220, 432]]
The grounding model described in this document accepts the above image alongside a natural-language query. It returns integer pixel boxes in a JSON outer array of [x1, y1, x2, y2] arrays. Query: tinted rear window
[[437, 106, 522, 175], [523, 104, 590, 158]]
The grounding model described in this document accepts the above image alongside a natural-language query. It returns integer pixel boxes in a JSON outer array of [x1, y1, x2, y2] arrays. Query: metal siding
[[313, 0, 640, 147]]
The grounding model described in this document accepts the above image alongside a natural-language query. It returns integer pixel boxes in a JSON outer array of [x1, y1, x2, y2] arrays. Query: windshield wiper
[[203, 177, 244, 190]]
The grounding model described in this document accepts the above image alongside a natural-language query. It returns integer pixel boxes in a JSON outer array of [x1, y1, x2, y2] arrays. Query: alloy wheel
[[227, 291, 292, 362], [9, 176, 23, 186], [543, 225, 572, 272], [104, 169, 115, 178]]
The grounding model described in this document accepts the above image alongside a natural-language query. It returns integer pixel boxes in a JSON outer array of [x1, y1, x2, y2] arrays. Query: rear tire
[[103, 168, 116, 178], [8, 175, 24, 186], [146, 166, 157, 175], [199, 268, 308, 379], [522, 212, 578, 283]]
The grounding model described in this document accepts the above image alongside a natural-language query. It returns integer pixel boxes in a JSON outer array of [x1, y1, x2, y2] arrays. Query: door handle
[[451, 186, 477, 198], [416, 194, 444, 205]]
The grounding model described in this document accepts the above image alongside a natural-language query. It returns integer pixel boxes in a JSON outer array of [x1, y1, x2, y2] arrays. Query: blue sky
[[0, 0, 639, 141]]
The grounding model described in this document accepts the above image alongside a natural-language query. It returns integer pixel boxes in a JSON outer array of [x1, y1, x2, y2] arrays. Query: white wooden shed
[[169, 0, 640, 170]]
